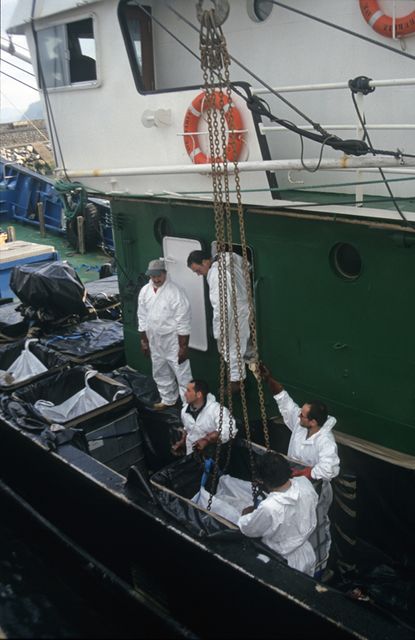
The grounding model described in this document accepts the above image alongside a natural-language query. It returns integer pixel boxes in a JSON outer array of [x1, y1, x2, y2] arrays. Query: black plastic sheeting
[[10, 261, 94, 322], [0, 303, 29, 341], [150, 455, 235, 538], [2, 365, 133, 429], [85, 276, 121, 321], [149, 442, 290, 568], [109, 367, 159, 408], [108, 367, 187, 470], [86, 408, 146, 477], [334, 549, 415, 630], [0, 303, 24, 328], [39, 320, 126, 371], [0, 340, 69, 391], [85, 275, 119, 299]]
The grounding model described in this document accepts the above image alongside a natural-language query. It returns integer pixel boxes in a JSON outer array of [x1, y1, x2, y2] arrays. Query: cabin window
[[247, 0, 274, 22], [330, 243, 362, 280], [37, 18, 97, 88], [119, 2, 155, 92]]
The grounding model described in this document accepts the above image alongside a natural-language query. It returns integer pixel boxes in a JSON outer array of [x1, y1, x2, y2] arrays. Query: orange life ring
[[359, 0, 415, 38], [183, 91, 243, 164]]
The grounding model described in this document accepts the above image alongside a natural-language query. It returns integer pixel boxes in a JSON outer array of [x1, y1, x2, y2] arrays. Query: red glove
[[291, 466, 313, 479]]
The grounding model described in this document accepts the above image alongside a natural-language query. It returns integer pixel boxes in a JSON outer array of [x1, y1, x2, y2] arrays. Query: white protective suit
[[238, 476, 318, 576], [274, 389, 340, 571], [206, 252, 251, 381], [137, 278, 192, 405], [181, 393, 237, 454]]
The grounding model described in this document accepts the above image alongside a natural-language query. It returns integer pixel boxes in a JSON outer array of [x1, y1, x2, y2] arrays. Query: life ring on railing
[[359, 0, 415, 38], [183, 91, 243, 164]]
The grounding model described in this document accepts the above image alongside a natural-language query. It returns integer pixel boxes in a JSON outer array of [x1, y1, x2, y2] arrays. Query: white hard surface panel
[[0, 241, 56, 264], [162, 236, 208, 351]]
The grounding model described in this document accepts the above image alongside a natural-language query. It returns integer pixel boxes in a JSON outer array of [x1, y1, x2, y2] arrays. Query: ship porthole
[[247, 0, 273, 22], [154, 217, 172, 244], [330, 243, 362, 280]]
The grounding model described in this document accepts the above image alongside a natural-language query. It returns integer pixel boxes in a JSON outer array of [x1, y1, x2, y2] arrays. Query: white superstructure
[[6, 0, 415, 219]]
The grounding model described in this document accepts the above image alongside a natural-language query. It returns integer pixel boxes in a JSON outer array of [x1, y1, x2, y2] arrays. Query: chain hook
[[196, 0, 230, 26]]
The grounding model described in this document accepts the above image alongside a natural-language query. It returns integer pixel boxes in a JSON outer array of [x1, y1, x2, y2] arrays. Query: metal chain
[[200, 13, 233, 508], [199, 10, 269, 506], [222, 65, 270, 451]]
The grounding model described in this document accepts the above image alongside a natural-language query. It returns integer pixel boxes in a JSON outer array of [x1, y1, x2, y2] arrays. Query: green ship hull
[[112, 194, 415, 458]]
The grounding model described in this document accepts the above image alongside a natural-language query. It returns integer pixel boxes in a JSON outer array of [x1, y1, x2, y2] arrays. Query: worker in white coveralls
[[260, 364, 340, 577], [137, 258, 193, 410], [172, 379, 237, 455], [238, 452, 318, 576], [187, 250, 253, 393]]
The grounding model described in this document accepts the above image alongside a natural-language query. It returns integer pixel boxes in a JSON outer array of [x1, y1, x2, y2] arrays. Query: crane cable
[[199, 8, 269, 508]]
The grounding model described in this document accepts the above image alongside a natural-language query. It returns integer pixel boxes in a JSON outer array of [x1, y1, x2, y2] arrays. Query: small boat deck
[[1, 221, 111, 294]]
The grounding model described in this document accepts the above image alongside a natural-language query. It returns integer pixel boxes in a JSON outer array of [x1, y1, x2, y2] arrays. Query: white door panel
[[163, 236, 208, 351]]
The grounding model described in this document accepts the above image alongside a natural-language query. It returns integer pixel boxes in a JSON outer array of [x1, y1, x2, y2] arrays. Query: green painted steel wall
[[111, 196, 415, 456]]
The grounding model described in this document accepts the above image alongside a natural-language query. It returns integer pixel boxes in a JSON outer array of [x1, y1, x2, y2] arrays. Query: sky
[[0, 0, 40, 122]]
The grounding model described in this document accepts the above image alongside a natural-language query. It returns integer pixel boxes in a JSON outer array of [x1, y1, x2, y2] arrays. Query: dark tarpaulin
[[108, 367, 183, 470], [39, 319, 126, 371], [0, 302, 25, 329], [109, 367, 159, 408], [85, 275, 119, 299], [85, 276, 121, 321], [149, 443, 291, 569], [0, 302, 29, 342], [10, 261, 94, 320], [150, 455, 234, 538], [85, 408, 146, 477], [40, 319, 124, 357]]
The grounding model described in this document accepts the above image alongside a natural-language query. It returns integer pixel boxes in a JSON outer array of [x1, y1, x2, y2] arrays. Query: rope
[[349, 91, 414, 228], [54, 179, 88, 220], [269, 0, 415, 61], [2, 58, 36, 77], [0, 91, 50, 142], [0, 71, 37, 92]]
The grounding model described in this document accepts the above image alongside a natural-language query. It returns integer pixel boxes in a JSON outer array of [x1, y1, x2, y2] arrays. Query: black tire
[[83, 202, 102, 250]]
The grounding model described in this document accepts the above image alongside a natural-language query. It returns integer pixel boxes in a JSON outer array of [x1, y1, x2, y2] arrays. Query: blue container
[[0, 242, 58, 299]]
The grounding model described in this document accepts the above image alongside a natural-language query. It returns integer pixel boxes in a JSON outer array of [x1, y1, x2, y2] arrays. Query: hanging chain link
[[199, 9, 269, 507]]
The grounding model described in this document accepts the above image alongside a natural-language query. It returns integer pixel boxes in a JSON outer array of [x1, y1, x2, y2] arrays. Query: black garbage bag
[[10, 260, 94, 321], [0, 395, 48, 431], [149, 442, 287, 565], [140, 405, 184, 471], [337, 551, 415, 628], [0, 302, 24, 329], [109, 366, 159, 408], [40, 319, 125, 371], [363, 564, 415, 614], [85, 275, 121, 321], [108, 366, 182, 470], [0, 302, 29, 342], [150, 455, 229, 537]]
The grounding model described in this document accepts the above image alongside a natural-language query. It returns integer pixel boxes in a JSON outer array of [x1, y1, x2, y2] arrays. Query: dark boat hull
[[0, 415, 412, 639]]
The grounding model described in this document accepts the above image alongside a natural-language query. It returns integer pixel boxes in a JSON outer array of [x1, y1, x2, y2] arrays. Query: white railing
[[252, 77, 415, 204], [252, 78, 415, 94]]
